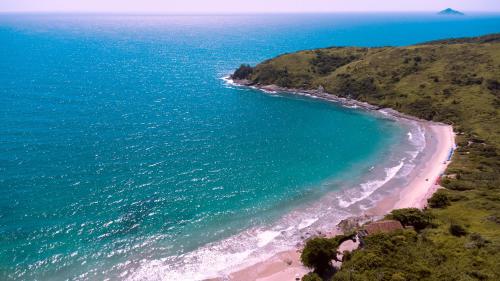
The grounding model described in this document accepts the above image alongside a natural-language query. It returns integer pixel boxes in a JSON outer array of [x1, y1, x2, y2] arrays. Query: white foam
[[221, 75, 234, 85], [338, 160, 405, 208], [123, 75, 431, 281], [125, 247, 255, 281], [409, 123, 426, 148], [257, 231, 281, 247], [298, 218, 318, 230], [396, 163, 415, 178], [124, 205, 343, 280]]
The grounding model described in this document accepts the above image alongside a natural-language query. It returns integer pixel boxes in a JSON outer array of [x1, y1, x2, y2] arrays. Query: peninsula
[[229, 34, 500, 280]]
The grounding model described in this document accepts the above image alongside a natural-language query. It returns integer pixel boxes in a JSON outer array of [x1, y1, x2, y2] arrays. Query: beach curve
[[214, 80, 456, 281]]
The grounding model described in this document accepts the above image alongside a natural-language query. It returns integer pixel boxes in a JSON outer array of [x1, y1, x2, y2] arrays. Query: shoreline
[[215, 78, 456, 281]]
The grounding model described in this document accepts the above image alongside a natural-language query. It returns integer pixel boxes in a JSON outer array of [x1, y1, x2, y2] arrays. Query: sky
[[1, 0, 499, 14]]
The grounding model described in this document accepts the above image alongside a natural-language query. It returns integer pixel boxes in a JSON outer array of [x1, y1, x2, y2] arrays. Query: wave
[[125, 215, 331, 281], [337, 160, 404, 208], [123, 77, 430, 281]]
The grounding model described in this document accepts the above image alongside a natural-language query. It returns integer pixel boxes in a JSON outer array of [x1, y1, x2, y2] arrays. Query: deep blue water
[[1, 13, 499, 280]]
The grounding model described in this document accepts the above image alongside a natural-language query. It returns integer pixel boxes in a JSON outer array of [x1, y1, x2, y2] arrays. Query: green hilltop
[[233, 34, 500, 280]]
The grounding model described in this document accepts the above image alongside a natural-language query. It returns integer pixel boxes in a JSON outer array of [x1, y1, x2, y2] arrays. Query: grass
[[234, 34, 500, 280]]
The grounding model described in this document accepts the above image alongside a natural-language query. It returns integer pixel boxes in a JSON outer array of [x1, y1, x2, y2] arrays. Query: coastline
[[216, 78, 456, 281]]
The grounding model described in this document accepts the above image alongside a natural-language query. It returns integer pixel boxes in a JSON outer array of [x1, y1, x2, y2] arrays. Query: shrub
[[428, 191, 450, 208], [335, 76, 377, 99], [341, 250, 352, 262], [466, 233, 489, 248], [253, 64, 290, 86], [231, 64, 253, 80], [449, 224, 467, 237], [407, 99, 437, 120], [302, 272, 322, 281], [387, 208, 432, 231], [310, 51, 358, 74]]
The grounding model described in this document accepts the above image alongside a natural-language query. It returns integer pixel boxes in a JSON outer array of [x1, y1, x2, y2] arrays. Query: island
[[229, 34, 500, 280], [438, 8, 465, 16]]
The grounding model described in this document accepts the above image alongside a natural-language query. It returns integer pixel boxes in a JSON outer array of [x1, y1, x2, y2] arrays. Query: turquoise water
[[1, 14, 500, 280]]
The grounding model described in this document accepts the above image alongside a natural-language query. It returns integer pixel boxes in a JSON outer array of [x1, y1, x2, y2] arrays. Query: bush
[[428, 191, 450, 208], [407, 99, 437, 120], [231, 64, 253, 80], [310, 51, 359, 75], [302, 272, 322, 281], [300, 237, 337, 275], [449, 224, 467, 237], [253, 64, 291, 86], [387, 208, 432, 231], [466, 233, 489, 248], [335, 76, 377, 99]]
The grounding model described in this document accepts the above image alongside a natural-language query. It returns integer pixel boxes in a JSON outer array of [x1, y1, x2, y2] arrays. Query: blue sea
[[1, 13, 499, 280]]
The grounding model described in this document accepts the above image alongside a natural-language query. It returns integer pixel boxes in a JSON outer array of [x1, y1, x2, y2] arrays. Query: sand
[[212, 79, 457, 281], [394, 123, 455, 209], [208, 121, 455, 281]]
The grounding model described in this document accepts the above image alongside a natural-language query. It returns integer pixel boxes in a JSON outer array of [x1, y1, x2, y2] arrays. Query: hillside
[[232, 34, 500, 280]]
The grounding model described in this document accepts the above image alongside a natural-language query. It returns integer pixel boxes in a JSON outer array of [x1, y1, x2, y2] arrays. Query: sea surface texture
[[1, 14, 500, 280]]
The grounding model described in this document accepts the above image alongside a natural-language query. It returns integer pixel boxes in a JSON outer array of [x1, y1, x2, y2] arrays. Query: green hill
[[233, 34, 500, 280]]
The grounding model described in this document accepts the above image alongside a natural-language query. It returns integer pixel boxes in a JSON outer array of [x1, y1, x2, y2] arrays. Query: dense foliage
[[300, 234, 355, 276], [301, 237, 339, 275], [427, 190, 451, 208], [231, 64, 253, 80], [302, 272, 323, 281], [386, 208, 433, 231], [235, 34, 500, 280], [310, 50, 359, 75]]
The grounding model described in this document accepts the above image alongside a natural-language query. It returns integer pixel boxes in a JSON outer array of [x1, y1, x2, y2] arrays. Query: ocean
[[1, 13, 499, 280]]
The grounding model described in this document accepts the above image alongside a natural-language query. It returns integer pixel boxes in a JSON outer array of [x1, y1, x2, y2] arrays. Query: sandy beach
[[215, 123, 454, 281], [211, 81, 456, 281], [366, 122, 455, 215]]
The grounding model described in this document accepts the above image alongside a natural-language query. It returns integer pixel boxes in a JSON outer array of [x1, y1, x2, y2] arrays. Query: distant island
[[231, 34, 500, 280], [438, 8, 464, 15]]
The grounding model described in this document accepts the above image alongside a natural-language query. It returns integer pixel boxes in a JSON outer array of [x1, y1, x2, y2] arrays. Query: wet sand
[[219, 123, 454, 281], [210, 80, 456, 281]]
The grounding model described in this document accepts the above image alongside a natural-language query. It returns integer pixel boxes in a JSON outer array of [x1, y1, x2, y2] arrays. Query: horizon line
[[1, 10, 500, 15]]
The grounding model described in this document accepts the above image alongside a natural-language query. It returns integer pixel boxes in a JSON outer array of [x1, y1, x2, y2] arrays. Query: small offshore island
[[438, 8, 465, 16], [225, 34, 500, 281]]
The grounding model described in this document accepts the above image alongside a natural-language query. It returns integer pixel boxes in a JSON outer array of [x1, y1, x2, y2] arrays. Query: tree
[[300, 237, 337, 275], [387, 208, 433, 231], [231, 64, 253, 80], [427, 191, 450, 208], [300, 234, 355, 276]]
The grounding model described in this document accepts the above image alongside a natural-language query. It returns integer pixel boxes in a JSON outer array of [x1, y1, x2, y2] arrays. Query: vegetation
[[302, 272, 323, 281], [301, 237, 339, 275], [449, 223, 468, 237], [234, 34, 500, 280], [386, 208, 433, 231], [300, 234, 355, 276], [231, 64, 253, 80], [427, 190, 451, 208]]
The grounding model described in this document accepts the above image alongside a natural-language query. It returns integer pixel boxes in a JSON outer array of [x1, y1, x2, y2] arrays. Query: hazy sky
[[1, 0, 499, 13]]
